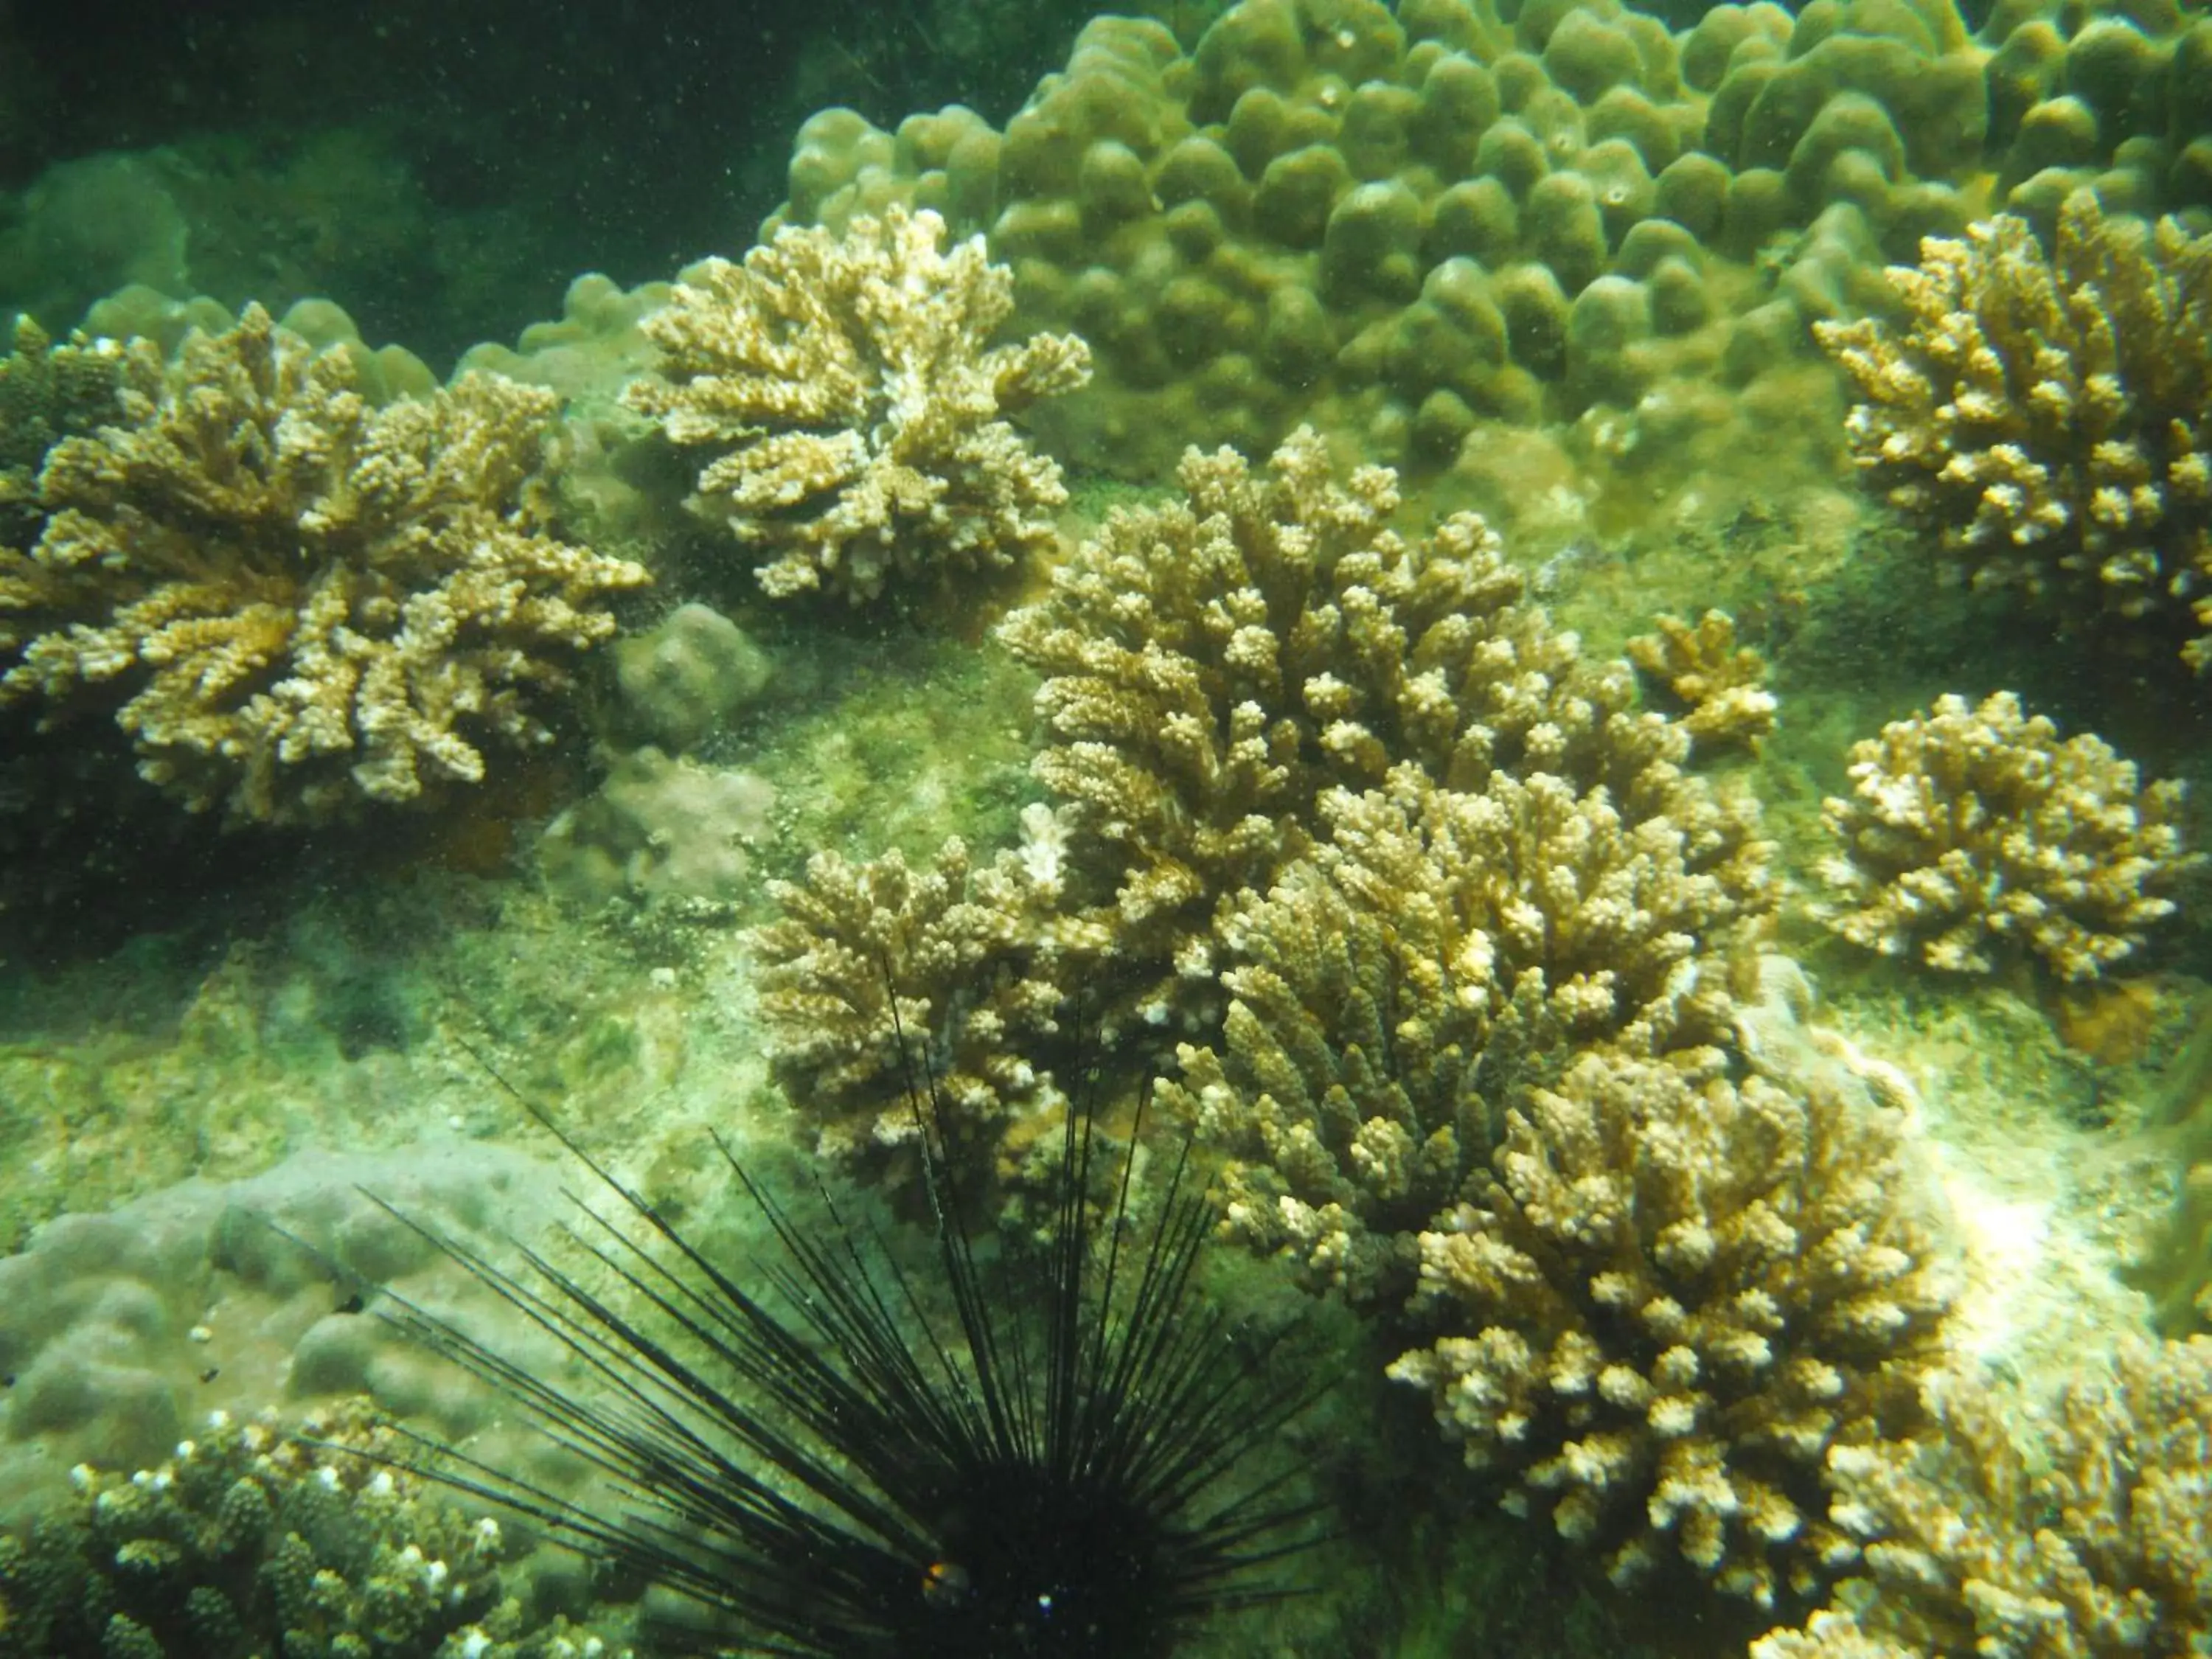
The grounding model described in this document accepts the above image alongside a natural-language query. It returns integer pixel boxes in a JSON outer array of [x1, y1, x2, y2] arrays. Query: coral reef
[[0, 316, 130, 550], [767, 427, 1771, 1189], [1160, 762, 1767, 1306], [623, 204, 1091, 603], [997, 425, 1773, 1023], [748, 815, 1102, 1172], [1625, 608, 1776, 753], [769, 0, 2211, 481], [1815, 691, 2193, 981], [0, 1402, 513, 1659], [1816, 192, 2212, 667], [0, 305, 649, 825], [605, 602, 771, 755], [1387, 1039, 1954, 1610], [1755, 1338, 2212, 1659], [537, 746, 776, 911], [0, 1139, 574, 1526]]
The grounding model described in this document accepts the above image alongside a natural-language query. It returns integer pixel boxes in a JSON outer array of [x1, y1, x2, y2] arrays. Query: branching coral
[[998, 424, 1718, 1021], [1814, 192, 2212, 666], [0, 305, 649, 825], [0, 314, 132, 550], [749, 810, 1110, 1172], [1626, 609, 1778, 754], [1815, 691, 2193, 981], [1756, 1338, 2212, 1659], [0, 1402, 513, 1659], [624, 204, 1091, 602], [1386, 1042, 1954, 1610], [1160, 762, 1767, 1305]]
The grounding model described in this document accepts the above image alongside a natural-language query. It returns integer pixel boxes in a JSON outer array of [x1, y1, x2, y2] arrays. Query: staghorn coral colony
[[0, 305, 649, 825], [4, 0, 2212, 1654]]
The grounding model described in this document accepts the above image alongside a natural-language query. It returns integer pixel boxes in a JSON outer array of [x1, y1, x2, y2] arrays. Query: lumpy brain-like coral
[[1815, 690, 2192, 981], [0, 304, 649, 825], [771, 0, 2212, 483], [624, 204, 1092, 603], [1816, 192, 2212, 666]]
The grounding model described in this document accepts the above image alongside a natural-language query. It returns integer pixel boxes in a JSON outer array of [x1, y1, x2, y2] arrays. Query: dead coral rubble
[[0, 304, 647, 826], [625, 204, 1091, 603]]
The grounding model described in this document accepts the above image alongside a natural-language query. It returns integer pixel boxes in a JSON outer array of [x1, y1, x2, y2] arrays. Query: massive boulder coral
[[623, 204, 1092, 603], [1161, 759, 1770, 1305], [1815, 192, 2212, 666], [1387, 1042, 1954, 1610], [998, 423, 1734, 1022], [1756, 1338, 2212, 1659], [0, 305, 649, 825], [1815, 690, 2192, 981], [771, 0, 2212, 480]]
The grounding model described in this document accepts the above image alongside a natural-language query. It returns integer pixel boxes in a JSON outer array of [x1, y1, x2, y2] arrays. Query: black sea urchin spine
[[368, 1049, 1323, 1657]]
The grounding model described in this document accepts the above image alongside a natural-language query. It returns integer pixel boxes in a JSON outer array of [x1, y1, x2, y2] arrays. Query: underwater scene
[[1, 0, 2211, 1652]]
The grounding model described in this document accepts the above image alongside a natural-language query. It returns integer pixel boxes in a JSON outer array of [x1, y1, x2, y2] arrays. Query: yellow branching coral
[[1815, 691, 2192, 981], [625, 205, 1091, 602], [1161, 761, 1769, 1304], [1625, 609, 1777, 754], [1814, 192, 2212, 666], [0, 305, 649, 825], [1756, 1338, 2212, 1659], [749, 810, 1108, 1169], [1388, 1041, 1953, 1610], [998, 425, 1673, 1020], [0, 315, 131, 549]]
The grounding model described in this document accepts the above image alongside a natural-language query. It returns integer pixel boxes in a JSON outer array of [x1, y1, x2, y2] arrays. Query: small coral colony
[[4, 0, 2212, 1654]]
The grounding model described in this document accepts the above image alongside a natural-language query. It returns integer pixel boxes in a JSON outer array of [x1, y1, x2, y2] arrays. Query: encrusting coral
[[1386, 1039, 1955, 1610], [1815, 192, 2212, 667], [1815, 690, 2192, 981], [0, 304, 649, 825], [1626, 609, 1777, 754], [1754, 1337, 2212, 1659], [624, 204, 1092, 603]]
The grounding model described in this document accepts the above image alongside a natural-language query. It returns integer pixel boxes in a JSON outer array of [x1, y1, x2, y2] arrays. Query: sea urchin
[[375, 1048, 1324, 1657]]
